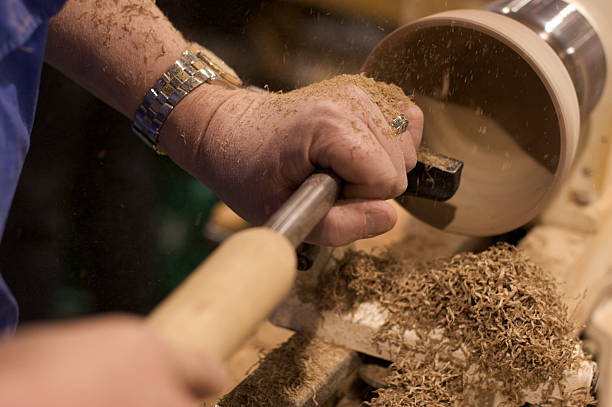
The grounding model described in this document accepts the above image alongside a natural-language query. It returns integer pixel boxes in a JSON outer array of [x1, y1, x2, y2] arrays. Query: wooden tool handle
[[148, 227, 297, 360]]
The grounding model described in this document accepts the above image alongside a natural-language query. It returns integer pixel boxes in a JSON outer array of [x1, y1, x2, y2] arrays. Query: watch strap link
[[132, 47, 242, 154]]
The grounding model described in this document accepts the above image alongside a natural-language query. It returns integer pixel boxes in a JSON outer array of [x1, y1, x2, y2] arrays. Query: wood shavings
[[218, 334, 352, 407], [307, 243, 593, 406], [267, 73, 413, 139]]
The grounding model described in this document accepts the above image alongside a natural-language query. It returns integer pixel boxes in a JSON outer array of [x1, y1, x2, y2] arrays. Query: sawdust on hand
[[268, 73, 412, 139], [308, 243, 593, 406]]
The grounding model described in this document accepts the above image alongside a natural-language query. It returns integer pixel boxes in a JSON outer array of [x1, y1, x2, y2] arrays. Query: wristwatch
[[132, 46, 242, 155]]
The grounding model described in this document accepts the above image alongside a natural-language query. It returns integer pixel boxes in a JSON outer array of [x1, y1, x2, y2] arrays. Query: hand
[[0, 315, 226, 407], [161, 76, 423, 246]]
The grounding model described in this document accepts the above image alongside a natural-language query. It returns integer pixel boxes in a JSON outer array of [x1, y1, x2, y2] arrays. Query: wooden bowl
[[363, 10, 580, 236]]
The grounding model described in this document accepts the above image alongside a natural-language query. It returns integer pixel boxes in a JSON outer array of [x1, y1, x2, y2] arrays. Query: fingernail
[[365, 210, 393, 238]]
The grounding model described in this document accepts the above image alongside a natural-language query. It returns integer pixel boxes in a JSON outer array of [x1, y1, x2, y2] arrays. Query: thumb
[[306, 199, 397, 246]]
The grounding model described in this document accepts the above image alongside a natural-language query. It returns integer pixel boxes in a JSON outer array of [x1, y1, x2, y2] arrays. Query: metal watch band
[[132, 47, 242, 155]]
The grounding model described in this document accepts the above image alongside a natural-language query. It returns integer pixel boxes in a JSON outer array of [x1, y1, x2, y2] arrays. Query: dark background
[[0, 0, 393, 322]]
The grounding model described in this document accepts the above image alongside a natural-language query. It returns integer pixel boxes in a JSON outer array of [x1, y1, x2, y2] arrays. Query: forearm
[[46, 0, 187, 118], [46, 0, 241, 169]]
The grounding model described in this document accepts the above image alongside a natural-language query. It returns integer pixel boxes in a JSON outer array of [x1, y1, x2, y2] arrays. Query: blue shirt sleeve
[[0, 0, 68, 335]]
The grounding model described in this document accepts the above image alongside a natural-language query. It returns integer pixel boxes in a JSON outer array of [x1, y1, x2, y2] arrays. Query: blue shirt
[[0, 0, 67, 334]]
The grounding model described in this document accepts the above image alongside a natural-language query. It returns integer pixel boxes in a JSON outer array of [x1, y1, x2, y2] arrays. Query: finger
[[306, 199, 397, 246], [396, 101, 424, 170], [308, 108, 405, 200], [169, 347, 227, 397], [353, 89, 408, 179]]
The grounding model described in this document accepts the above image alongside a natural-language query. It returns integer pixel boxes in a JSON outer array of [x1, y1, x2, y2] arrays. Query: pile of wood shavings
[[218, 334, 349, 406], [310, 243, 593, 406]]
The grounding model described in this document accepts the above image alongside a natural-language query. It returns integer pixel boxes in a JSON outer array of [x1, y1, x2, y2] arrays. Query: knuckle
[[407, 103, 424, 122], [392, 174, 408, 197], [305, 104, 351, 134], [347, 85, 371, 102], [412, 130, 423, 148], [376, 178, 404, 199], [350, 87, 380, 113], [405, 149, 418, 170], [307, 99, 344, 118], [375, 166, 407, 198], [373, 171, 407, 198]]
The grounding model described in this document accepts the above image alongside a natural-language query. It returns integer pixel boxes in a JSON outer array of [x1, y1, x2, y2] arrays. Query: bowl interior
[[363, 18, 568, 235]]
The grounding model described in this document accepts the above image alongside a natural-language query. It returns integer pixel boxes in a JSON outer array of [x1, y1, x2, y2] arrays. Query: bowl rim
[[363, 9, 581, 235]]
